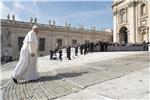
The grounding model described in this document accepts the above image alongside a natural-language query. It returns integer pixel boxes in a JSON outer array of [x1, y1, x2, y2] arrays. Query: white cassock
[[12, 30, 39, 81]]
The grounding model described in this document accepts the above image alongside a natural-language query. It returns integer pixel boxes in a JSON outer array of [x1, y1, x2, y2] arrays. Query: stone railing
[[1, 19, 112, 35], [107, 46, 147, 51]]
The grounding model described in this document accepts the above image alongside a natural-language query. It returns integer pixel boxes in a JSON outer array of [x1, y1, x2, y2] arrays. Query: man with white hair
[[12, 25, 39, 83]]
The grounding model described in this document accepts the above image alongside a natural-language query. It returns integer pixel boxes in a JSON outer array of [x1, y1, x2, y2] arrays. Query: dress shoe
[[29, 80, 37, 82], [13, 78, 18, 83]]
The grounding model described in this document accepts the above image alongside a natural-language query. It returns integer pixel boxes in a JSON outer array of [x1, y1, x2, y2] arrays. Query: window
[[39, 38, 45, 51], [122, 12, 126, 22], [120, 10, 126, 23], [72, 40, 77, 46], [141, 4, 146, 16], [57, 39, 62, 48], [18, 37, 24, 51]]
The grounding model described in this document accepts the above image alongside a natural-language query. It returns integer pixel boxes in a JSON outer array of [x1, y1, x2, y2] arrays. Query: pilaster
[[113, 11, 118, 42], [128, 1, 137, 43]]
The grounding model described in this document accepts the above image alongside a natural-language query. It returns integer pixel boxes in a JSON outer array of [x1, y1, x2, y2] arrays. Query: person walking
[[12, 25, 39, 83], [58, 48, 62, 61]]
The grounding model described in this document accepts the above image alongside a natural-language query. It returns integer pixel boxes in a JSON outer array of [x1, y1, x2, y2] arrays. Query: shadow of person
[[19, 71, 88, 84]]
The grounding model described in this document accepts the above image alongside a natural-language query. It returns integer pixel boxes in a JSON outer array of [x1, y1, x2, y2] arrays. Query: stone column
[[116, 33, 119, 42], [136, 27, 140, 43], [126, 30, 130, 43], [128, 1, 137, 43], [113, 11, 117, 43], [79, 24, 81, 30], [82, 25, 84, 30], [64, 35, 70, 46], [93, 26, 96, 31], [148, 1, 150, 51]]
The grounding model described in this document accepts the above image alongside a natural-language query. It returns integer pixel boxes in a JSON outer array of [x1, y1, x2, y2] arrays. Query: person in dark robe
[[104, 41, 108, 51], [101, 42, 104, 51], [80, 44, 84, 55], [66, 46, 71, 60], [84, 43, 88, 55], [91, 42, 94, 52], [87, 42, 90, 53], [75, 45, 78, 56], [49, 50, 54, 60], [58, 49, 62, 61], [143, 40, 147, 51], [98, 41, 102, 52]]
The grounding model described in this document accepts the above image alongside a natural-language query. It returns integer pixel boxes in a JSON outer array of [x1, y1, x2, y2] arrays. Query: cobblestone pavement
[[55, 53, 149, 88], [2, 52, 150, 100]]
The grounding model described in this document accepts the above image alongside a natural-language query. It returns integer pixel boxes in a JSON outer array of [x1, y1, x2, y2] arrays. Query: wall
[[1, 19, 112, 60], [112, 0, 150, 43]]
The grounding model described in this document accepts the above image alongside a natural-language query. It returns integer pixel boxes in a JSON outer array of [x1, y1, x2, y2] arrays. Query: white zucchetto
[[32, 25, 39, 30]]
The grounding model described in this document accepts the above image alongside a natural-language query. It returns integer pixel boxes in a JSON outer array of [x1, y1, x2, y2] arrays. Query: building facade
[[112, 0, 150, 44], [1, 16, 112, 61]]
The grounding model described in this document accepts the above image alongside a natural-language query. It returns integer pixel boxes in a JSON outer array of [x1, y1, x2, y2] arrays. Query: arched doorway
[[142, 31, 147, 42], [139, 26, 148, 43], [119, 26, 128, 43]]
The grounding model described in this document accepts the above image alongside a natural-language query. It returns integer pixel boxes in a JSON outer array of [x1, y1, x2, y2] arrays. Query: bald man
[[12, 25, 39, 83]]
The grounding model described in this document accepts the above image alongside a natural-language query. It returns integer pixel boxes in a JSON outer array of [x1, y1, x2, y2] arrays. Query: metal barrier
[[107, 46, 145, 51]]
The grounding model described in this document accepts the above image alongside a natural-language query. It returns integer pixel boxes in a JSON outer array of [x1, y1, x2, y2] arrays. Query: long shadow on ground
[[19, 71, 88, 84]]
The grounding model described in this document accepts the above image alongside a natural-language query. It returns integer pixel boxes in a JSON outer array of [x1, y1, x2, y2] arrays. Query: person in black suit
[[75, 45, 78, 56], [49, 50, 54, 60], [66, 46, 71, 60], [80, 44, 84, 55], [58, 48, 62, 61], [84, 43, 88, 55]]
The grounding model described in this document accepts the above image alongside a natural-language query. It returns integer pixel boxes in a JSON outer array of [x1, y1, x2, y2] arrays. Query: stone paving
[[3, 72, 81, 100], [55, 53, 149, 88], [2, 52, 150, 100]]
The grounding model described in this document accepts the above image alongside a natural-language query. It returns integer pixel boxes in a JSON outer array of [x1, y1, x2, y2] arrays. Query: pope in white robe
[[12, 25, 39, 83]]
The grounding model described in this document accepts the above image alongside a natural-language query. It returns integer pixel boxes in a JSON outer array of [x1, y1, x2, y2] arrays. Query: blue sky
[[1, 0, 113, 30]]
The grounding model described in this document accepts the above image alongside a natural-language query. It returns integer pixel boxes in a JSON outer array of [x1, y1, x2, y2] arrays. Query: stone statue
[[93, 26, 96, 31], [91, 26, 93, 30], [7, 14, 10, 20], [49, 20, 51, 25], [82, 25, 84, 29], [53, 20, 55, 26], [79, 24, 81, 29], [65, 22, 68, 27], [68, 24, 71, 27], [12, 14, 15, 21], [30, 17, 33, 23], [34, 18, 37, 23]]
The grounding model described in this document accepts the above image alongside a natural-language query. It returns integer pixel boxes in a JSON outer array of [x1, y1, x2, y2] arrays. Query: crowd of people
[[49, 41, 109, 61], [49, 40, 149, 61]]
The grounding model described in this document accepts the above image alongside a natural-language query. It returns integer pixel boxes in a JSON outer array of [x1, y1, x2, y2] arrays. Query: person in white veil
[[12, 25, 39, 83]]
